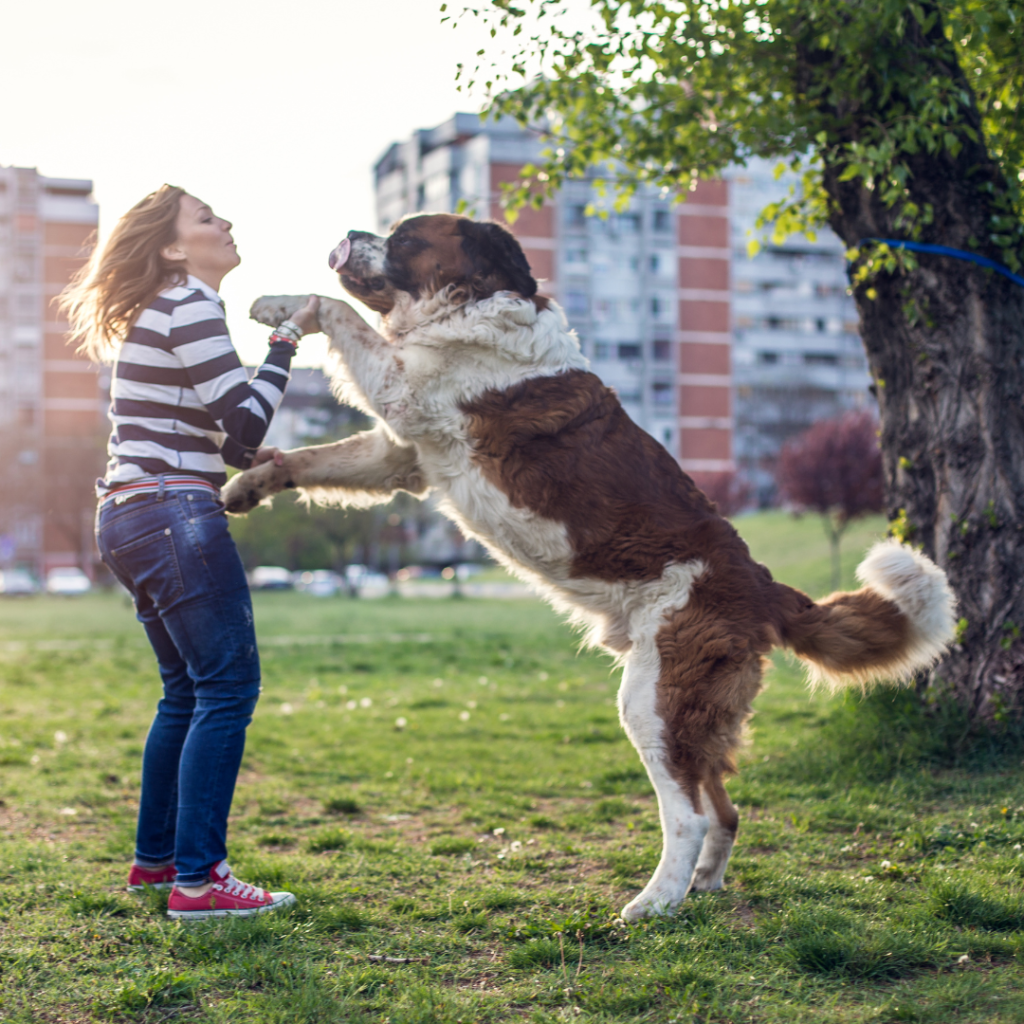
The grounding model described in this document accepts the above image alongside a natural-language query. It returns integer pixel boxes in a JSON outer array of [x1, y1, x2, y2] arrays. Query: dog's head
[[327, 213, 537, 315]]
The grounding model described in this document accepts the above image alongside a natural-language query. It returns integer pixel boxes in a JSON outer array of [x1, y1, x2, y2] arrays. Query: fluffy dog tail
[[774, 539, 957, 690]]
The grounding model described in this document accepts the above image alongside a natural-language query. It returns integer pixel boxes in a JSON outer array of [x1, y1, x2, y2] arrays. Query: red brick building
[[0, 166, 103, 579]]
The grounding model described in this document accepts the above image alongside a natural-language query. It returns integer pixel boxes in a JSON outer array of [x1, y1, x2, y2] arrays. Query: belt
[[100, 475, 221, 509]]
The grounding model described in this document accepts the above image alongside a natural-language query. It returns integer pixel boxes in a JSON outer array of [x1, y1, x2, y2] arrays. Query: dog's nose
[[328, 237, 351, 271]]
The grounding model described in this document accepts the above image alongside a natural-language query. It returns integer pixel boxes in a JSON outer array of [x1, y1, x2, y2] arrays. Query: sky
[[2, 0, 500, 365]]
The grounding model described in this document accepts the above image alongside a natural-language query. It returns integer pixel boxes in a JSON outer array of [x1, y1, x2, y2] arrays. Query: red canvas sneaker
[[166, 860, 295, 920], [127, 863, 177, 892]]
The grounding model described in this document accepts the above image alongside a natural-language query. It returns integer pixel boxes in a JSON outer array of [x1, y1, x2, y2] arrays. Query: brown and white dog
[[223, 214, 956, 922]]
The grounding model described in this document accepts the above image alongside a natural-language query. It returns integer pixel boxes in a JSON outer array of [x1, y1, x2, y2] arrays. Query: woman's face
[[162, 193, 240, 288]]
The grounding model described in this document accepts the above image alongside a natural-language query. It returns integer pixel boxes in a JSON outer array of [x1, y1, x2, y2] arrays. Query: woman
[[61, 185, 318, 919]]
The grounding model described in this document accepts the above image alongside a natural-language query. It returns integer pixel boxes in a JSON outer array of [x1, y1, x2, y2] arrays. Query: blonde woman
[[62, 185, 318, 919]]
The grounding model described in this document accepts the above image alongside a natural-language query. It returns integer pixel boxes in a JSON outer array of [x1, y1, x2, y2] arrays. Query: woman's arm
[[170, 294, 317, 464]]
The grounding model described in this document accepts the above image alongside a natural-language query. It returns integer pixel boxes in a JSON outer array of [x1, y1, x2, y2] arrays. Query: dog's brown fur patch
[[461, 369, 914, 793]]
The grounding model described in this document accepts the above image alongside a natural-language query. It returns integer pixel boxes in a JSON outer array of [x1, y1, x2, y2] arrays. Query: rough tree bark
[[806, 12, 1024, 720]]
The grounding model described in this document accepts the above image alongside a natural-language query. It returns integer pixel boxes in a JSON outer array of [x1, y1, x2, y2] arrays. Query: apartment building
[[729, 161, 871, 502], [0, 166, 102, 577], [374, 114, 731, 489], [374, 115, 869, 499]]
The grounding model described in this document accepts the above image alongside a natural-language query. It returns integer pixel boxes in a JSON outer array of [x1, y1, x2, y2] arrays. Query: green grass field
[[2, 511, 1023, 1023]]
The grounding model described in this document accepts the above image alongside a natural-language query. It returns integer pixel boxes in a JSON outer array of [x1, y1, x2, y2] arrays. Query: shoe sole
[[128, 882, 175, 892], [167, 893, 296, 920]]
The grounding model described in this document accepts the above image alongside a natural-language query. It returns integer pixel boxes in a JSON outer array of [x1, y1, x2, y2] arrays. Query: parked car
[[249, 566, 293, 590], [45, 567, 92, 596], [0, 570, 40, 596], [295, 570, 342, 597]]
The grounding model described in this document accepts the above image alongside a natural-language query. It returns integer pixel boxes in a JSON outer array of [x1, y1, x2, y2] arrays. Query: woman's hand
[[252, 447, 284, 467], [289, 295, 321, 336]]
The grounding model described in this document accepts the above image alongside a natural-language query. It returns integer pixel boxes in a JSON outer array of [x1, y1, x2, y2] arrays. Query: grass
[[2, 510, 1023, 1022]]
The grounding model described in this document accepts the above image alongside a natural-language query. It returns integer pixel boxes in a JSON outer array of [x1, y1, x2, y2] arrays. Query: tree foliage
[[454, 0, 1024, 270], [777, 411, 884, 589]]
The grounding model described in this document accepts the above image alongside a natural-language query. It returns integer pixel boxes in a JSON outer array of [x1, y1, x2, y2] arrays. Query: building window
[[652, 382, 674, 406], [593, 342, 610, 360], [649, 254, 660, 273], [653, 340, 671, 361], [757, 351, 779, 365], [653, 209, 672, 232], [566, 205, 587, 228], [564, 290, 589, 316], [564, 248, 587, 266], [651, 296, 662, 318], [618, 342, 642, 360], [804, 352, 839, 366]]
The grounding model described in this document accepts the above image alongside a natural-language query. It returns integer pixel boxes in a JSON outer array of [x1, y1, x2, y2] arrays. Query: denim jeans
[[96, 483, 260, 885]]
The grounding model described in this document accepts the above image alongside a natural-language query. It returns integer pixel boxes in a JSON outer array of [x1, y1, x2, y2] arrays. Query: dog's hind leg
[[691, 770, 739, 892], [617, 647, 709, 923]]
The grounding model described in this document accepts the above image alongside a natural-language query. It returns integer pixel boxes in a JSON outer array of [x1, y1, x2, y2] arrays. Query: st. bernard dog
[[223, 213, 956, 922]]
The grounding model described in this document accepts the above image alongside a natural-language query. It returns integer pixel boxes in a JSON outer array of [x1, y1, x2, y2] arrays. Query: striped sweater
[[99, 274, 293, 495]]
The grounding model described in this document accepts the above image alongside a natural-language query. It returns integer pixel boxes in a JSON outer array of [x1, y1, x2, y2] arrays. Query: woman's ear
[[458, 220, 538, 298], [160, 242, 187, 264]]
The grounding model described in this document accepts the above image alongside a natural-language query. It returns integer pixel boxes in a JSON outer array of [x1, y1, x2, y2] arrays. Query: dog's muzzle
[[328, 237, 351, 271]]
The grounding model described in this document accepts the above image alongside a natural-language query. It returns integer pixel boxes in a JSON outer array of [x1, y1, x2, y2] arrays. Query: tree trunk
[[807, 10, 1024, 721], [823, 519, 841, 593]]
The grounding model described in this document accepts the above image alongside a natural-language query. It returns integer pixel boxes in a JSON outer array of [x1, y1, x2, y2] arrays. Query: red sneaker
[[166, 860, 295, 920], [128, 863, 177, 892]]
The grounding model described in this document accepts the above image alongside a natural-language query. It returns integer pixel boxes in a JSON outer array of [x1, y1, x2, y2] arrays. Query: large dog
[[223, 214, 956, 922]]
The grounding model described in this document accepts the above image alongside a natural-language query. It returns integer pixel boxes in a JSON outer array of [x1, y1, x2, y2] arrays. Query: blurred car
[[249, 566, 294, 590], [45, 567, 92, 596], [295, 570, 342, 597], [0, 569, 40, 596]]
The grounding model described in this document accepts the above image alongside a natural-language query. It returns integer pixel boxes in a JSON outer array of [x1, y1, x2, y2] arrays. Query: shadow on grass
[[758, 684, 1024, 787]]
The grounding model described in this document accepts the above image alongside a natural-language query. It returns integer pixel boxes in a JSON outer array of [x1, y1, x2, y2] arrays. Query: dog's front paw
[[222, 461, 291, 514], [249, 295, 310, 329]]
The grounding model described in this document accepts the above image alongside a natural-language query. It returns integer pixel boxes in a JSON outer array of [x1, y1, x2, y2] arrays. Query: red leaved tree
[[777, 410, 884, 591]]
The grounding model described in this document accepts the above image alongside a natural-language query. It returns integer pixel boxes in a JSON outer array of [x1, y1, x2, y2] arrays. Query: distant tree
[[777, 411, 884, 590], [700, 471, 754, 519]]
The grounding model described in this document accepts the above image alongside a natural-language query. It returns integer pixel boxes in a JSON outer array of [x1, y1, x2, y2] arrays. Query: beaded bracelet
[[269, 331, 298, 349]]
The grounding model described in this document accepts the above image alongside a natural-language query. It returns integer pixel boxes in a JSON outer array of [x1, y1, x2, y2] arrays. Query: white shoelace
[[217, 874, 265, 901]]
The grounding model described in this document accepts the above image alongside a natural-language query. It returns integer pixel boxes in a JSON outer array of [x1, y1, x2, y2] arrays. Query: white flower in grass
[[466, 700, 477, 709], [360, 697, 373, 708], [54, 730, 68, 744], [538, 671, 549, 681], [280, 703, 294, 715], [493, 827, 505, 836], [346, 700, 357, 710], [1014, 843, 1022, 851], [499, 713, 510, 722], [459, 711, 471, 722], [880, 860, 892, 870], [58, 807, 77, 816], [510, 840, 523, 852], [958, 954, 970, 965], [432, 678, 444, 688], [394, 717, 408, 730], [478, 676, 488, 685], [30, 754, 40, 765]]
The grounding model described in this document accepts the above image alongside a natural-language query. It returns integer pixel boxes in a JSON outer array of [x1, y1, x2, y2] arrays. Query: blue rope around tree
[[858, 238, 1024, 289]]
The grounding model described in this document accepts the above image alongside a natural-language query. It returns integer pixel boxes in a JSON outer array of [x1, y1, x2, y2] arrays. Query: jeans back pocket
[[108, 527, 185, 610]]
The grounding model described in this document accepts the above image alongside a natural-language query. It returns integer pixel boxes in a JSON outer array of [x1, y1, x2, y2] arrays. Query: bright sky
[[2, 0, 497, 366]]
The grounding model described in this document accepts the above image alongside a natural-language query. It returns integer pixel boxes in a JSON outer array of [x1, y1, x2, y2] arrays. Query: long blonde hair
[[59, 184, 187, 363]]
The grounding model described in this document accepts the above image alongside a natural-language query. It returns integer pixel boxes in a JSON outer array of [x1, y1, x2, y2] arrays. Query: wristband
[[279, 319, 304, 339], [269, 331, 298, 349]]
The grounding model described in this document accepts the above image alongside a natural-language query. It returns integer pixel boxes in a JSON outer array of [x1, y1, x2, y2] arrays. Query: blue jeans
[[96, 484, 260, 885]]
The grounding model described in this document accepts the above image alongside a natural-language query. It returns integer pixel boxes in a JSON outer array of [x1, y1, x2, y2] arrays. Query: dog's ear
[[457, 219, 538, 299]]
